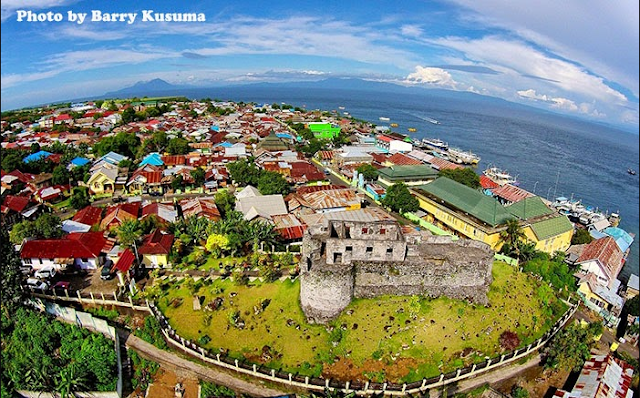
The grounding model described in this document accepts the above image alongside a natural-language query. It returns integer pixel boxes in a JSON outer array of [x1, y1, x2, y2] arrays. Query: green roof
[[378, 165, 439, 180], [414, 177, 512, 227], [506, 196, 554, 220], [529, 215, 573, 240]]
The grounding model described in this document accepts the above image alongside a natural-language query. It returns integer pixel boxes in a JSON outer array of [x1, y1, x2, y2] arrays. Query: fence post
[[181, 338, 186, 350], [271, 369, 276, 379], [305, 376, 309, 385], [101, 292, 105, 302], [201, 348, 205, 360], [114, 291, 118, 301], [234, 359, 239, 370], [325, 379, 330, 388], [77, 290, 82, 300], [288, 373, 292, 384], [382, 382, 387, 391], [402, 383, 407, 393], [421, 379, 426, 388], [439, 374, 444, 383], [456, 369, 461, 378], [345, 381, 350, 391], [365, 381, 370, 392], [471, 364, 477, 373], [252, 364, 257, 375], [90, 291, 95, 304], [487, 359, 492, 367], [65, 289, 69, 298], [501, 354, 505, 362], [216, 353, 221, 363]]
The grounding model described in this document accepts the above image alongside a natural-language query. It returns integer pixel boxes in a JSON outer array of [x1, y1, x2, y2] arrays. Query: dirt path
[[120, 330, 289, 397]]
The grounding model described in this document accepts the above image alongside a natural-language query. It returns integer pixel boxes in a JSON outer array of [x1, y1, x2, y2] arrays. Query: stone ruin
[[299, 220, 494, 323]]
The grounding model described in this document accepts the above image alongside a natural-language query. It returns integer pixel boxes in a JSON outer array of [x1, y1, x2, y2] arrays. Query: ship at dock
[[483, 166, 519, 186], [421, 138, 449, 151], [447, 147, 480, 165], [551, 196, 620, 229], [379, 117, 390, 122]]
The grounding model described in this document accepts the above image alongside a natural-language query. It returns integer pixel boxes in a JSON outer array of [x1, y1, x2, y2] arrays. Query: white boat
[[447, 147, 480, 165], [426, 117, 440, 125], [483, 166, 519, 186], [379, 117, 390, 122], [338, 106, 345, 110], [422, 138, 449, 151]]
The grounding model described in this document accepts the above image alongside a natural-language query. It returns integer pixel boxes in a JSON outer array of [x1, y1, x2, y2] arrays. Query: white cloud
[[404, 66, 457, 87], [517, 89, 549, 101], [517, 88, 606, 117], [400, 25, 423, 38], [1, 0, 79, 22]]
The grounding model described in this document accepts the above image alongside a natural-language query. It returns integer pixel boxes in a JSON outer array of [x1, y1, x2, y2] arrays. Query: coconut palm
[[116, 219, 142, 259], [499, 218, 527, 259]]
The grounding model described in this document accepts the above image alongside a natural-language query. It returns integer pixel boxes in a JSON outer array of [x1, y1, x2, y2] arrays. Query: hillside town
[[1, 97, 638, 397]]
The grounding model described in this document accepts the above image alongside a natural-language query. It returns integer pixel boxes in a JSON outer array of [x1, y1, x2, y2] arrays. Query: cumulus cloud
[[400, 24, 423, 37], [1, 0, 76, 21], [517, 88, 606, 117], [404, 66, 457, 87]]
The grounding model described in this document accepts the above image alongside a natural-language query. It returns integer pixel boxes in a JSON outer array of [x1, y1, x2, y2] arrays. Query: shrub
[[499, 330, 520, 351]]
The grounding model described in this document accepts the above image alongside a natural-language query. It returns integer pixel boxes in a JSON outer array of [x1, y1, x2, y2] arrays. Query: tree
[[205, 234, 230, 257], [571, 228, 594, 245], [70, 186, 90, 209], [1, 150, 24, 171], [356, 164, 379, 181], [258, 171, 290, 195], [51, 165, 71, 185], [381, 182, 419, 214], [121, 107, 136, 124], [190, 167, 205, 188], [34, 214, 63, 239], [0, 228, 25, 315], [438, 168, 481, 189], [545, 322, 603, 372], [499, 218, 527, 259], [166, 137, 190, 155], [227, 159, 262, 186], [116, 219, 142, 259], [214, 190, 236, 218], [499, 330, 521, 351], [170, 175, 184, 192]]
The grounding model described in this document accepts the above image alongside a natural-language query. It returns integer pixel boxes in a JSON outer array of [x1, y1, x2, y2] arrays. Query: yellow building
[[138, 229, 174, 268], [412, 178, 573, 254]]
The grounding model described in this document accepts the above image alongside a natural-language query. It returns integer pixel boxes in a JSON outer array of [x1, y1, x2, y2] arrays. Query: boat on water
[[628, 168, 637, 175], [379, 117, 390, 122], [422, 138, 449, 151], [551, 196, 619, 229], [390, 123, 399, 127], [426, 117, 440, 125], [338, 106, 345, 110], [447, 147, 480, 165], [408, 127, 417, 132], [483, 166, 519, 186]]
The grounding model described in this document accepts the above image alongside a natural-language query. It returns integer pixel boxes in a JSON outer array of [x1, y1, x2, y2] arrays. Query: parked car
[[100, 260, 115, 280], [25, 278, 49, 291], [112, 196, 124, 203], [34, 265, 57, 280], [53, 281, 71, 291], [149, 191, 162, 197], [20, 265, 33, 275]]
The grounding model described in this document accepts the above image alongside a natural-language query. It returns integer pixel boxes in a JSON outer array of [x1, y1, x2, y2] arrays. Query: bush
[[499, 330, 521, 351]]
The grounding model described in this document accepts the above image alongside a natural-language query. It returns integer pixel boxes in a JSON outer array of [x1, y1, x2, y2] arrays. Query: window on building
[[380, 228, 386, 234], [366, 247, 373, 253], [345, 246, 353, 252], [386, 248, 393, 254], [24, 258, 32, 265], [362, 227, 368, 234], [81, 258, 88, 263]]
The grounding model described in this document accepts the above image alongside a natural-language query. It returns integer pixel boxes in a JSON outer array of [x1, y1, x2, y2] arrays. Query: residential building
[[552, 354, 634, 398], [307, 122, 340, 139], [576, 236, 624, 289], [138, 229, 174, 268], [377, 165, 439, 187], [20, 231, 108, 271]]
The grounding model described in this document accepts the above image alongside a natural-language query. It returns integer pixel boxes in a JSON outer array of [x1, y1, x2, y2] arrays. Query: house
[[142, 202, 177, 224], [20, 231, 108, 271], [491, 184, 535, 205], [179, 198, 221, 221], [62, 205, 103, 233], [235, 187, 288, 221], [272, 214, 306, 243], [576, 273, 624, 325], [100, 202, 140, 231], [86, 164, 120, 195], [139, 152, 164, 167], [626, 274, 639, 299], [552, 354, 634, 398], [126, 166, 164, 194], [138, 229, 174, 268], [91, 151, 128, 170], [307, 122, 340, 139], [291, 187, 362, 214], [22, 150, 53, 164], [576, 237, 624, 289], [112, 248, 137, 290], [1, 194, 42, 224]]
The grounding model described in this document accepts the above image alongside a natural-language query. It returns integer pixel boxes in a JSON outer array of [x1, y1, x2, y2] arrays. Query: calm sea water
[[187, 86, 639, 283]]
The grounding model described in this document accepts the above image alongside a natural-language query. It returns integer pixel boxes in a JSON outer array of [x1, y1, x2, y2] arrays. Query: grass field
[[156, 261, 567, 382]]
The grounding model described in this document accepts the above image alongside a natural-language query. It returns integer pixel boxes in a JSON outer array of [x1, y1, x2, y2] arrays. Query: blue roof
[[100, 151, 127, 165], [70, 157, 90, 166], [276, 133, 293, 139], [211, 125, 220, 131], [215, 142, 233, 148], [603, 227, 634, 252], [139, 152, 164, 167], [23, 150, 52, 163]]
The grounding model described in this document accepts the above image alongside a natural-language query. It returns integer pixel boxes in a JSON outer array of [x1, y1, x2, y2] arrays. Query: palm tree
[[116, 219, 142, 259], [499, 218, 526, 259]]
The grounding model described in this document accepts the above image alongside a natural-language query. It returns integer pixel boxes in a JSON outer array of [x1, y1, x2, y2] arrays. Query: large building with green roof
[[412, 177, 573, 253], [307, 122, 341, 139], [377, 165, 439, 187]]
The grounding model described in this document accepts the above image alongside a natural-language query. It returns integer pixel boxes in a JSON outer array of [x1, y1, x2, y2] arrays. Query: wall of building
[[300, 220, 493, 323], [523, 226, 572, 254]]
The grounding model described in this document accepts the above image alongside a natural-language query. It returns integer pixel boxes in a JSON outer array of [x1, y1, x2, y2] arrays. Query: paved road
[[120, 330, 289, 397]]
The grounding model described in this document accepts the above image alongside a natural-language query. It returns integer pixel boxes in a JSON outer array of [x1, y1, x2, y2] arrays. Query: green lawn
[[155, 261, 566, 382]]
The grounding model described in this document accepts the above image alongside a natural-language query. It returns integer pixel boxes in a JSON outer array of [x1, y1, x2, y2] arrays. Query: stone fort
[[300, 220, 494, 323]]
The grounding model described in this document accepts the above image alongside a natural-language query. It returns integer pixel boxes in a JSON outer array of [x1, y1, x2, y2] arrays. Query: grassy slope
[[157, 261, 566, 381]]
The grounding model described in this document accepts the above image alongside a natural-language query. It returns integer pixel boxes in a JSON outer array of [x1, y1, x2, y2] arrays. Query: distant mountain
[[104, 78, 183, 97]]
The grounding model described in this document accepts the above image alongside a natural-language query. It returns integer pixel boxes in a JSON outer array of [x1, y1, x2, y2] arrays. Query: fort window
[[345, 226, 351, 239], [334, 253, 342, 263], [345, 246, 353, 253], [362, 227, 368, 234], [386, 248, 393, 255], [366, 246, 373, 253], [380, 228, 386, 234]]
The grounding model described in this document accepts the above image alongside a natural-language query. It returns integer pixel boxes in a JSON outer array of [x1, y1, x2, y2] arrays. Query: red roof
[[290, 161, 325, 181], [161, 155, 186, 166], [480, 175, 500, 189], [2, 195, 31, 213], [138, 229, 174, 255], [20, 232, 107, 259], [428, 157, 464, 171], [72, 206, 103, 227], [577, 237, 624, 282], [277, 225, 306, 240], [376, 134, 393, 142], [296, 184, 344, 194], [388, 153, 422, 166], [491, 184, 534, 203], [114, 248, 135, 273]]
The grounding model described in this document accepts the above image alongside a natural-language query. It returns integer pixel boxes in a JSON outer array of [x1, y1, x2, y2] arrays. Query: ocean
[[184, 85, 639, 283]]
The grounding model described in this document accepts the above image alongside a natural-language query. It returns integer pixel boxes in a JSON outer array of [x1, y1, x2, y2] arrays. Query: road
[[120, 329, 290, 397]]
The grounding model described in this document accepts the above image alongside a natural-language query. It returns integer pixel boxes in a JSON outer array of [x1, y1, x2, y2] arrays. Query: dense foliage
[[381, 182, 419, 214], [571, 228, 594, 245], [545, 321, 603, 372], [438, 168, 481, 189], [258, 171, 290, 195], [9, 213, 63, 244], [0, 228, 25, 315], [356, 163, 379, 181], [1, 308, 118, 396], [522, 252, 576, 294]]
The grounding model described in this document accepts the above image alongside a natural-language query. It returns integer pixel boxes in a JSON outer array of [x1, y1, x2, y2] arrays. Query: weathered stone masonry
[[300, 220, 494, 323]]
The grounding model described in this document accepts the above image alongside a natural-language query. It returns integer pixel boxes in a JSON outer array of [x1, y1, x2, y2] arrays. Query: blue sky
[[1, 0, 638, 128]]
